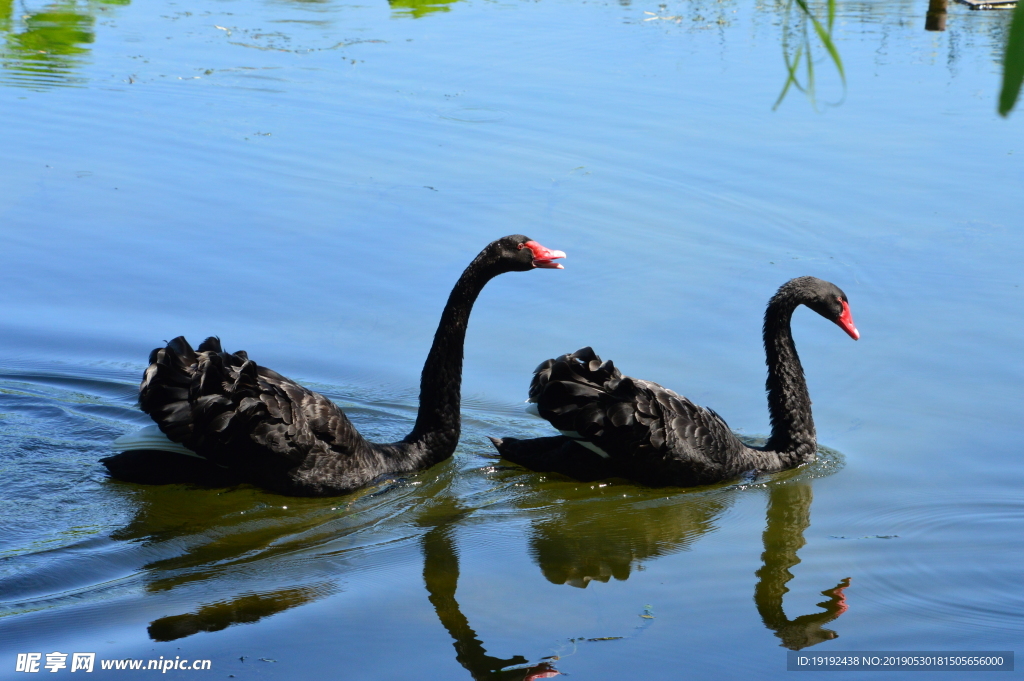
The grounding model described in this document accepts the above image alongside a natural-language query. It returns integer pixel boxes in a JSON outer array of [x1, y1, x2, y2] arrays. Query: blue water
[[1, 0, 1022, 677]]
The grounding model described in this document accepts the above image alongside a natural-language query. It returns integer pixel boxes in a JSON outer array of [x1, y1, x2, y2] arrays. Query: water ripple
[[831, 493, 1024, 633]]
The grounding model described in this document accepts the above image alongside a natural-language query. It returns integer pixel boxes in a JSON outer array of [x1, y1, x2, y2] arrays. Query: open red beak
[[524, 240, 566, 269], [837, 300, 860, 340]]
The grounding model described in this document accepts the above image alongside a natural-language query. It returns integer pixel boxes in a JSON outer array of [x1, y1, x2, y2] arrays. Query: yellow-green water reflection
[[0, 0, 106, 88], [389, 0, 461, 19], [93, 447, 849, 678]]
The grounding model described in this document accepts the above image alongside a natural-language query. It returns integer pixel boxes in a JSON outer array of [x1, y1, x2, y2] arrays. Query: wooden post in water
[[926, 0, 948, 31]]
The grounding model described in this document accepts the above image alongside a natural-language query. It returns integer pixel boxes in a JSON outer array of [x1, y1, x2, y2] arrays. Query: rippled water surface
[[1, 0, 1022, 677]]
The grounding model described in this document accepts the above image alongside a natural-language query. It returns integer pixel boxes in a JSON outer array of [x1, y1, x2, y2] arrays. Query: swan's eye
[[517, 243, 526, 250]]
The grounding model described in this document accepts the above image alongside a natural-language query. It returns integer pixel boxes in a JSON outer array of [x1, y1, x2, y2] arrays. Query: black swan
[[104, 235, 565, 496], [490, 276, 858, 487]]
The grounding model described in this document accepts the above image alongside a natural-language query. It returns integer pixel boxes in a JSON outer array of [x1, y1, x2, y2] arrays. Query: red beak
[[837, 300, 860, 340], [524, 241, 566, 269]]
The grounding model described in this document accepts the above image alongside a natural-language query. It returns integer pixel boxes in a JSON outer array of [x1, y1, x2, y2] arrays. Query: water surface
[[1, 0, 1022, 677]]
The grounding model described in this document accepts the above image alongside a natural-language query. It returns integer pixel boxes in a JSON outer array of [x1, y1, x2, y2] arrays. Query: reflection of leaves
[[0, 1, 98, 87], [389, 0, 461, 19], [11, 10, 93, 54], [0, 0, 12, 32], [774, 0, 846, 109], [999, 0, 1024, 115]]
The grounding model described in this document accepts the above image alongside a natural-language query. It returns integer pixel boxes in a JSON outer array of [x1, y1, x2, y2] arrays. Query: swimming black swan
[[104, 235, 565, 496], [490, 277, 859, 487]]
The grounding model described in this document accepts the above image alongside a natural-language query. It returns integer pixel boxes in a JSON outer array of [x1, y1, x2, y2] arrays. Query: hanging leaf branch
[[998, 0, 1024, 115], [774, 0, 846, 109]]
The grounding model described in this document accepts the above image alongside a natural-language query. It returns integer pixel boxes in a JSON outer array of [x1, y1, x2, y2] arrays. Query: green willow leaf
[[774, 44, 805, 109], [774, 0, 845, 109], [998, 0, 1024, 116]]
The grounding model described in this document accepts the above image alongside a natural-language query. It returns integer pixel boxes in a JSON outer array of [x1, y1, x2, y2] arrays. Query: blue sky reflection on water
[[0, 0, 1022, 677]]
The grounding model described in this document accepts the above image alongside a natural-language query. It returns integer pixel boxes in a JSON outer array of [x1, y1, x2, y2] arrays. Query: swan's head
[[796, 277, 860, 340], [497, 235, 566, 271]]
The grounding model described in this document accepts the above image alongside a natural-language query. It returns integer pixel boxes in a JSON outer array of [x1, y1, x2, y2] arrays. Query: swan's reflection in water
[[110, 486, 350, 643], [755, 483, 849, 650], [131, 459, 845, 674], [148, 586, 331, 642], [528, 488, 727, 588], [524, 477, 848, 650], [131, 479, 561, 679], [421, 509, 560, 680]]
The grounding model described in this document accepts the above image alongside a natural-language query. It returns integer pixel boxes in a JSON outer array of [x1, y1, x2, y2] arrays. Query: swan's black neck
[[403, 251, 505, 463], [761, 286, 817, 466]]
